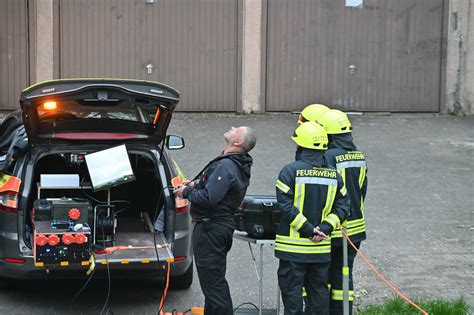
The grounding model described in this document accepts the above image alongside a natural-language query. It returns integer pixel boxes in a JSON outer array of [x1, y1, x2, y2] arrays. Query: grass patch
[[357, 297, 470, 315]]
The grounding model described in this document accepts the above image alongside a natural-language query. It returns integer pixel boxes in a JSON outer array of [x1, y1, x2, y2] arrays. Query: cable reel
[[94, 204, 116, 245]]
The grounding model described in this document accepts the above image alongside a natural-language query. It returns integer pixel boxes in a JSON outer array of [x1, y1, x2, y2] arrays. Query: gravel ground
[[0, 112, 472, 314]]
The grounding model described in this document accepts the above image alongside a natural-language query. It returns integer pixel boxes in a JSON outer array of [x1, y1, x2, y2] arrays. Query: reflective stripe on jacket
[[275, 149, 350, 263], [325, 149, 368, 244]]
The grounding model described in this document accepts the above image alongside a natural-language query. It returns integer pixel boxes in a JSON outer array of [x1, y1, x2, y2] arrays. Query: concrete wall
[[446, 0, 473, 115]]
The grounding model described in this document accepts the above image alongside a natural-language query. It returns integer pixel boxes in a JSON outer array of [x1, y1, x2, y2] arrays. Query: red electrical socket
[[35, 234, 48, 246], [62, 234, 75, 245], [68, 208, 81, 220], [47, 234, 60, 246], [74, 233, 87, 244]]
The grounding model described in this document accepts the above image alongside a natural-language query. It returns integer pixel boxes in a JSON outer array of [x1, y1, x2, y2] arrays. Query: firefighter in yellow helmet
[[275, 122, 350, 315], [296, 104, 331, 160], [317, 110, 368, 315], [298, 104, 331, 123]]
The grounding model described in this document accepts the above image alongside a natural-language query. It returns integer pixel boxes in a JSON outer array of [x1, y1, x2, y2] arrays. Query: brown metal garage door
[[265, 0, 445, 112], [0, 0, 29, 110], [59, 0, 238, 111]]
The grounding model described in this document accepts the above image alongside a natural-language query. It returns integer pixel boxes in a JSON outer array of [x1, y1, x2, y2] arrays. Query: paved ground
[[0, 112, 473, 314]]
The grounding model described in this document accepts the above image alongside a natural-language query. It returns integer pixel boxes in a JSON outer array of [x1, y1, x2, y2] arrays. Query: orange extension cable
[[340, 227, 429, 315], [159, 261, 171, 314]]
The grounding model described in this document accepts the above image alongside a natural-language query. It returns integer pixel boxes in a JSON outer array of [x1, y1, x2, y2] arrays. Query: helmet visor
[[298, 114, 308, 123]]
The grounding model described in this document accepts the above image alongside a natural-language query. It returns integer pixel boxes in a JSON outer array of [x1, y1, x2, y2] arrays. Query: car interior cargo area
[[25, 149, 173, 267]]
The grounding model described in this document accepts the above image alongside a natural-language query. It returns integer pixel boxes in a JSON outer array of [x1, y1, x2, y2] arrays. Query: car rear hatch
[[19, 79, 180, 145], [18, 79, 180, 269]]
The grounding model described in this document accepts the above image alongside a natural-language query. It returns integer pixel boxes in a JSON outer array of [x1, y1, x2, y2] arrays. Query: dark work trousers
[[278, 259, 331, 315], [328, 241, 361, 315], [193, 221, 234, 315]]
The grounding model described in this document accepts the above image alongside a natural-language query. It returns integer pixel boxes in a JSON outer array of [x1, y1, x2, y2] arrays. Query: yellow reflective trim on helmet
[[276, 180, 291, 193]]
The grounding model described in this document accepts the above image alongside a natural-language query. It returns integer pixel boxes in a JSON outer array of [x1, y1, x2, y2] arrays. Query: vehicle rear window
[[36, 100, 154, 123]]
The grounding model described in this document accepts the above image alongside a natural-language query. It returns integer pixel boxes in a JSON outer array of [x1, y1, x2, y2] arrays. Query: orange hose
[[340, 227, 429, 315], [153, 108, 161, 125], [159, 261, 171, 313]]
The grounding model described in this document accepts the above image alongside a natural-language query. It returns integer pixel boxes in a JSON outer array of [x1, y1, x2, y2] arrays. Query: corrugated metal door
[[0, 0, 29, 110], [59, 0, 238, 111], [266, 0, 444, 112]]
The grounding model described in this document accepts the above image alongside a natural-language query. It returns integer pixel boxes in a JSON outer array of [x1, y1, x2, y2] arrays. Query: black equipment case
[[234, 195, 280, 239]]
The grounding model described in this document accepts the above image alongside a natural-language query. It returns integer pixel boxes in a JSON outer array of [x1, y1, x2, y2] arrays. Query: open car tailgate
[[19, 79, 180, 145]]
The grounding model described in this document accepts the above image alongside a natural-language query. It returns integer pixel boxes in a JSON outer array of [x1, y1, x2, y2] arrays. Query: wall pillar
[[446, 0, 473, 114], [34, 0, 55, 83], [241, 0, 265, 113]]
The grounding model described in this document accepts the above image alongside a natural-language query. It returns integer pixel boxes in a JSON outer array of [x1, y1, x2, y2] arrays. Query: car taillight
[[175, 197, 190, 214], [173, 256, 186, 262], [1, 258, 26, 264], [0, 191, 19, 214]]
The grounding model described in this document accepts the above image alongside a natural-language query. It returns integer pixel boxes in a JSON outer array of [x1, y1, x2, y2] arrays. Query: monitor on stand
[[85, 144, 136, 192]]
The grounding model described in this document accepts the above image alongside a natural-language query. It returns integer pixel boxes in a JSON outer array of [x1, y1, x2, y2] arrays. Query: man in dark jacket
[[174, 126, 256, 315], [318, 110, 368, 315], [275, 122, 350, 315]]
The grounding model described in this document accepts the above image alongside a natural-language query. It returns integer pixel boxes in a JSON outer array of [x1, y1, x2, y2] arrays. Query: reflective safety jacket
[[324, 133, 368, 245], [275, 149, 350, 263]]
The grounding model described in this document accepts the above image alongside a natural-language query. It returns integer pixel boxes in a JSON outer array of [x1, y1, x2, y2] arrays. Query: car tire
[[169, 262, 193, 290]]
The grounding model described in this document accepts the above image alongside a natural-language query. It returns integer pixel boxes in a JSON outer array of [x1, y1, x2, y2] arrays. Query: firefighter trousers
[[278, 259, 331, 315], [328, 241, 361, 315], [193, 221, 234, 315]]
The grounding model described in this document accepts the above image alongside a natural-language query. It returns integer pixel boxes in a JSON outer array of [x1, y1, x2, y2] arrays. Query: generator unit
[[32, 198, 93, 265]]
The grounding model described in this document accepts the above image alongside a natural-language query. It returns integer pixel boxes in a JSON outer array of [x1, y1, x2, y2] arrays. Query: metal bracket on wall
[[349, 64, 357, 75], [146, 64, 154, 75]]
